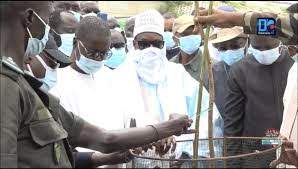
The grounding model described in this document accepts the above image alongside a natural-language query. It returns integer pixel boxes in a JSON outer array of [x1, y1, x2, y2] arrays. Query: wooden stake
[[193, 1, 214, 168], [192, 1, 203, 168]]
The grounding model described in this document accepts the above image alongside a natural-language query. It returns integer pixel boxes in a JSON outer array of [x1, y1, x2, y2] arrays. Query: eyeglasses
[[111, 42, 125, 49], [78, 40, 112, 60], [136, 40, 164, 50]]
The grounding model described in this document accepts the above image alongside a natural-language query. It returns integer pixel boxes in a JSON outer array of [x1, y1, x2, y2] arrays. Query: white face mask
[[135, 47, 167, 84], [248, 45, 280, 65], [27, 55, 59, 91]]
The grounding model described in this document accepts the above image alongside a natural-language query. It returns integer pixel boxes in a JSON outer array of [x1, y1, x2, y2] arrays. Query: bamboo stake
[[192, 1, 203, 168], [206, 48, 215, 168], [203, 2, 215, 168], [192, 1, 214, 168]]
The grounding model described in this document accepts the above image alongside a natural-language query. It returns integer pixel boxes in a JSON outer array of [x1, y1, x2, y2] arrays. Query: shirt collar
[[185, 50, 203, 73], [170, 50, 203, 73]]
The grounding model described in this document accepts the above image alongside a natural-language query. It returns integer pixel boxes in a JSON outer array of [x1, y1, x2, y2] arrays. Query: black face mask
[[166, 47, 180, 60]]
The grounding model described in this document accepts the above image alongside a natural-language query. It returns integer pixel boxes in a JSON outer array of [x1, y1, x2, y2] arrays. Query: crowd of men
[[0, 1, 297, 168]]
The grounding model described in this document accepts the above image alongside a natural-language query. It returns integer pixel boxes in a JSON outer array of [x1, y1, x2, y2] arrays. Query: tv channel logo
[[257, 18, 276, 36]]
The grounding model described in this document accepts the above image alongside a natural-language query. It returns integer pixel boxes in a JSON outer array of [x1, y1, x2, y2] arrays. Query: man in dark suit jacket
[[224, 35, 294, 168]]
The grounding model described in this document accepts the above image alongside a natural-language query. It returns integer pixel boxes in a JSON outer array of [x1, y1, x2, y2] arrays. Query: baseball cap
[[43, 34, 72, 68], [172, 15, 195, 34]]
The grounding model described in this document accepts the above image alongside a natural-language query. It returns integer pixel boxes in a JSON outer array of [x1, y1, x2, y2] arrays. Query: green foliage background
[[157, 1, 288, 16]]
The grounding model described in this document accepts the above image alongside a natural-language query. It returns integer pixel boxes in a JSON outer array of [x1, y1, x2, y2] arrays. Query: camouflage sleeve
[[0, 75, 20, 168], [58, 104, 85, 147], [243, 11, 298, 45]]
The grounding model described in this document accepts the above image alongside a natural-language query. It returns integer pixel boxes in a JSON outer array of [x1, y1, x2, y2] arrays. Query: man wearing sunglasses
[[113, 9, 221, 168]]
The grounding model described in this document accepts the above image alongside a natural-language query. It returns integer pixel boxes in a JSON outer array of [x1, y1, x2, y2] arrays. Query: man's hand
[[154, 136, 176, 156], [169, 113, 192, 136], [131, 143, 155, 155], [270, 136, 298, 167], [91, 150, 133, 167], [193, 9, 245, 28]]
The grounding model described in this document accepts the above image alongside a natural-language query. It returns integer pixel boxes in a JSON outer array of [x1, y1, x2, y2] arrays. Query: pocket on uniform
[[29, 118, 68, 146]]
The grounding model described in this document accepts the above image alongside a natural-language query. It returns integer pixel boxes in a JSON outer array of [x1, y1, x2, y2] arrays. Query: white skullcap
[[133, 9, 164, 38]]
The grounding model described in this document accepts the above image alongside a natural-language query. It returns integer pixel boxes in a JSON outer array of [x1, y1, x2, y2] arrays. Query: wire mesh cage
[[129, 137, 282, 168]]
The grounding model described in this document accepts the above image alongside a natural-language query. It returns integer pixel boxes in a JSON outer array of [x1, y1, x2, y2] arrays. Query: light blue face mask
[[164, 31, 176, 50], [25, 11, 50, 58], [75, 41, 103, 74], [58, 33, 75, 57], [179, 35, 201, 55], [218, 46, 246, 66], [29, 55, 59, 91], [70, 11, 81, 22], [248, 45, 280, 65], [104, 47, 126, 69]]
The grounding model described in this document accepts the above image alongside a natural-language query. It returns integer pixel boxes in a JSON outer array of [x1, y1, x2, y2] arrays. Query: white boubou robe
[[113, 50, 223, 163]]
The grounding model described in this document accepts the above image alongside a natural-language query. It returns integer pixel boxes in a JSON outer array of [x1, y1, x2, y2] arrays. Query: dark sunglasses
[[137, 40, 164, 50], [111, 42, 125, 49]]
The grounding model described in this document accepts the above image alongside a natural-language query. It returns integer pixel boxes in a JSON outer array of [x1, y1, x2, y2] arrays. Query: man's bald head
[[250, 35, 280, 51], [54, 1, 80, 12], [73, 16, 111, 62], [80, 1, 100, 15], [76, 16, 110, 44]]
